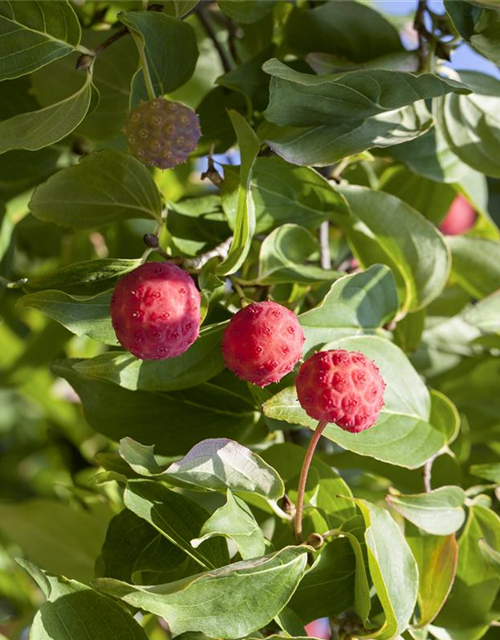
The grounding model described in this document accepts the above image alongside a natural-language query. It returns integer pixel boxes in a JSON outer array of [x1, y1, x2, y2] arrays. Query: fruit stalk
[[294, 421, 328, 544]]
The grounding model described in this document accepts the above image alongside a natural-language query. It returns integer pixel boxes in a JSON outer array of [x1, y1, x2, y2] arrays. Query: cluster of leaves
[[1, 1, 500, 640]]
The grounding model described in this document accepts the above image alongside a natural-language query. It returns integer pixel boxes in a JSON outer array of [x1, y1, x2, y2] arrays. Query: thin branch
[[197, 5, 233, 74], [319, 221, 331, 270], [294, 421, 328, 543], [423, 454, 437, 493], [183, 236, 233, 271]]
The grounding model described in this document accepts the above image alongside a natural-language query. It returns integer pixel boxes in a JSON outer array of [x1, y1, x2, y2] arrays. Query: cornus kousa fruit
[[221, 301, 305, 387], [296, 349, 385, 433], [124, 98, 201, 169], [110, 262, 201, 360]]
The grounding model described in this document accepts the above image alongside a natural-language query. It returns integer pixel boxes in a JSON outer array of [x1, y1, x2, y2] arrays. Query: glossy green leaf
[[445, 1, 500, 67], [119, 11, 198, 101], [124, 479, 229, 570], [263, 336, 457, 469], [284, 1, 403, 61], [30, 150, 162, 228], [120, 437, 285, 501], [17, 290, 117, 345], [256, 224, 341, 284], [470, 463, 500, 484], [386, 122, 471, 185], [261, 101, 433, 167], [437, 505, 500, 628], [19, 560, 149, 640], [478, 538, 500, 576], [217, 111, 260, 275], [191, 490, 266, 560], [24, 258, 141, 296], [0, 500, 111, 583], [298, 265, 399, 354], [289, 537, 356, 623], [218, 0, 276, 24], [0, 71, 93, 154], [387, 487, 466, 535], [249, 156, 348, 234], [263, 60, 467, 128], [338, 185, 450, 312], [100, 508, 188, 584], [74, 322, 225, 392], [447, 236, 500, 299], [95, 546, 308, 639], [406, 529, 458, 626], [0, 1, 81, 81], [55, 360, 260, 455], [355, 500, 419, 639], [436, 71, 500, 178], [465, 291, 500, 333]]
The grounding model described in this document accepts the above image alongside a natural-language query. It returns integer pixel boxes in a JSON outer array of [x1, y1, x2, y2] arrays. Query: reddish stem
[[294, 420, 328, 544]]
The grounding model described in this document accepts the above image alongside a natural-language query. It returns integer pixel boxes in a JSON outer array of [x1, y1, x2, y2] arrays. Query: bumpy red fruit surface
[[221, 301, 305, 387], [110, 262, 201, 360], [296, 349, 385, 433], [124, 98, 201, 170]]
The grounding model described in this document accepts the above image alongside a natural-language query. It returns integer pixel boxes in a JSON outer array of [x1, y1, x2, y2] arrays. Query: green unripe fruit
[[124, 98, 201, 170]]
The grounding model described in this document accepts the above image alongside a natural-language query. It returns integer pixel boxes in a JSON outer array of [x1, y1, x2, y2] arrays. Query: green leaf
[[120, 436, 285, 501], [124, 479, 229, 570], [100, 508, 188, 584], [0, 499, 111, 583], [355, 499, 419, 639], [263, 336, 457, 469], [306, 51, 419, 75], [263, 60, 467, 128], [0, 71, 93, 154], [29, 150, 162, 228], [284, 2, 404, 62], [406, 529, 458, 626], [17, 290, 117, 345], [338, 185, 450, 312], [249, 156, 349, 234], [288, 537, 356, 623], [261, 101, 433, 167], [218, 0, 276, 24], [24, 258, 142, 296], [191, 490, 266, 560], [465, 291, 500, 333], [256, 224, 341, 285], [0, 1, 81, 81], [161, 0, 200, 19], [385, 126, 469, 184], [217, 111, 260, 275], [18, 560, 149, 640], [261, 443, 356, 528], [120, 11, 198, 101], [445, 1, 500, 68], [478, 538, 500, 576], [470, 463, 500, 484], [447, 237, 500, 299], [437, 505, 500, 628], [74, 322, 226, 392], [54, 360, 260, 455], [95, 546, 309, 639], [298, 265, 399, 354], [436, 71, 500, 178], [387, 487, 466, 535]]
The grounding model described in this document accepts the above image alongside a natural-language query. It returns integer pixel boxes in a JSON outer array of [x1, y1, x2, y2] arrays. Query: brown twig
[[197, 4, 233, 73], [413, 0, 430, 72]]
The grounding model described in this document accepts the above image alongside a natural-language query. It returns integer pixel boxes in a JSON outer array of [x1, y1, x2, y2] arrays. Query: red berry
[[221, 301, 305, 387], [124, 98, 201, 170], [110, 262, 201, 360], [296, 349, 385, 433], [439, 194, 476, 235]]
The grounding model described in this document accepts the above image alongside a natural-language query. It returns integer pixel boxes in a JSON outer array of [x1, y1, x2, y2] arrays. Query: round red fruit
[[110, 262, 201, 360], [296, 349, 385, 433], [439, 194, 476, 235], [221, 301, 305, 387]]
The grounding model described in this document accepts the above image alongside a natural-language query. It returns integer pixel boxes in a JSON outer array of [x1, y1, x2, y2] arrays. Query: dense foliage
[[1, 1, 500, 639]]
